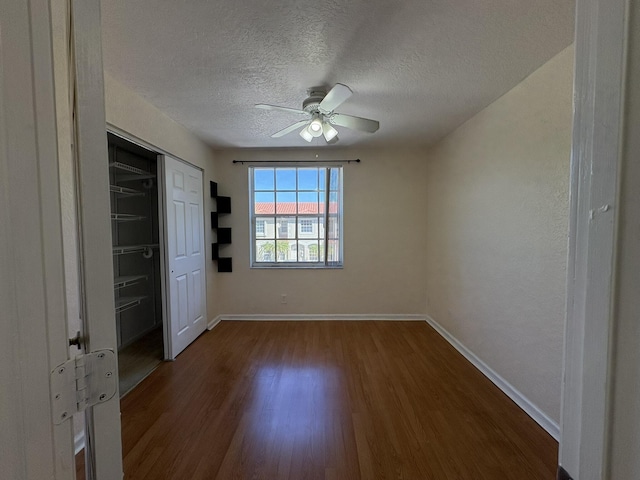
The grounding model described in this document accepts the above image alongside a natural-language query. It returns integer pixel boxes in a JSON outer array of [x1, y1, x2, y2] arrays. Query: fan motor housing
[[302, 89, 327, 113]]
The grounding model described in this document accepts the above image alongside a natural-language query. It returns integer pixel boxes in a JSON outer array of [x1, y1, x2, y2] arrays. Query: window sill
[[250, 263, 343, 270]]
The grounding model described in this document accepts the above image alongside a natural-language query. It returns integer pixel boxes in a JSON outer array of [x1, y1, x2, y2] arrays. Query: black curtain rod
[[232, 159, 360, 165]]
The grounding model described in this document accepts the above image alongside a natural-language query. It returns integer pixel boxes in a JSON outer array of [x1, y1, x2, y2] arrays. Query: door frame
[[2, 0, 638, 477], [559, 0, 637, 478]]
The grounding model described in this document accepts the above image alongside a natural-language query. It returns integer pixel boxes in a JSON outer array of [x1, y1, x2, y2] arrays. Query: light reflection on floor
[[249, 365, 342, 445]]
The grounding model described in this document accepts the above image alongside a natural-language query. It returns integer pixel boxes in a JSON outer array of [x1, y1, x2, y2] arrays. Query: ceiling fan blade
[[318, 84, 352, 113], [330, 113, 379, 133], [256, 104, 309, 116], [271, 120, 310, 138]]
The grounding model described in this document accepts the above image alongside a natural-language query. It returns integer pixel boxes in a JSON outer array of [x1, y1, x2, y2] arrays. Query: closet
[[108, 133, 164, 396]]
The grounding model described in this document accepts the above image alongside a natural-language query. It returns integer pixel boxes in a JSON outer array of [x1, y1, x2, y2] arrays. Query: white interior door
[[162, 155, 207, 359]]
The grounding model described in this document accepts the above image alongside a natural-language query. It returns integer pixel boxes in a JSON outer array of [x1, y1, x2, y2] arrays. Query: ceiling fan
[[255, 83, 379, 144]]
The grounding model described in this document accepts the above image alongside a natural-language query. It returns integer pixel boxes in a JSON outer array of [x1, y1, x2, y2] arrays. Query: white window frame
[[249, 165, 343, 268]]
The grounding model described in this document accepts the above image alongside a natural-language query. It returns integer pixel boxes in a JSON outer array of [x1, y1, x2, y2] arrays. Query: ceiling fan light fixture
[[300, 126, 314, 142], [322, 122, 338, 142], [309, 115, 324, 137]]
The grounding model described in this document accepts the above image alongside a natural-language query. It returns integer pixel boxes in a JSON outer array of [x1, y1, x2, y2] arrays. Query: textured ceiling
[[100, 0, 575, 149]]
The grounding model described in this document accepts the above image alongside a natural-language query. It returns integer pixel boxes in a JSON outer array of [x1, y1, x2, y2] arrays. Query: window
[[250, 166, 342, 267], [300, 219, 313, 234]]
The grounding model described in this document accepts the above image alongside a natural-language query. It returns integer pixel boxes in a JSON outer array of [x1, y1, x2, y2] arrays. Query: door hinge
[[50, 349, 117, 425]]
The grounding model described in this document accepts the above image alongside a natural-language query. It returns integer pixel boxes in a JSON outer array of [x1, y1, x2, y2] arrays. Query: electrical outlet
[[281, 294, 287, 304]]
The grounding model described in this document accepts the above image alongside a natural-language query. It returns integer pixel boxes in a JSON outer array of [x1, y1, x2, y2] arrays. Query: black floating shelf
[[218, 257, 232, 272], [210, 182, 231, 271], [217, 196, 231, 214], [217, 227, 232, 244]]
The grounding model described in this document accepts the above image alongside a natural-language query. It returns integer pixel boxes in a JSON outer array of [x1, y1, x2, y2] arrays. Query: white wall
[[425, 45, 574, 422], [212, 148, 428, 316]]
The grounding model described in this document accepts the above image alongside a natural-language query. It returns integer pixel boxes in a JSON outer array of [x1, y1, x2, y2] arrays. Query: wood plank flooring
[[118, 327, 163, 396], [79, 321, 558, 479]]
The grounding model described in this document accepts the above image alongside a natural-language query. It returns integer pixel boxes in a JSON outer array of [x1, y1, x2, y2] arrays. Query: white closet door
[[162, 155, 207, 359]]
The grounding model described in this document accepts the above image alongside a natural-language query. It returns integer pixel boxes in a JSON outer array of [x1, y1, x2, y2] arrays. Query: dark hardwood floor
[[78, 321, 558, 479]]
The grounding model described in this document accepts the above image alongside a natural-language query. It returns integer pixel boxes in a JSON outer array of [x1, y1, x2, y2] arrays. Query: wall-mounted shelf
[[217, 257, 232, 273], [115, 296, 147, 314], [217, 228, 232, 244], [217, 196, 231, 214], [110, 161, 156, 181], [114, 275, 148, 290], [210, 181, 232, 272], [111, 213, 146, 222], [110, 184, 146, 197], [112, 244, 158, 256]]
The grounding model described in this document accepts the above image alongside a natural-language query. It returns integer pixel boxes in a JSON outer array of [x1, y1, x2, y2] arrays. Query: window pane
[[254, 192, 274, 214], [328, 191, 339, 212], [276, 240, 294, 262], [319, 168, 326, 190], [318, 217, 325, 238], [327, 239, 340, 263], [298, 168, 318, 190], [254, 168, 274, 190], [256, 240, 275, 262], [255, 217, 274, 239], [276, 169, 296, 190], [329, 167, 339, 190], [297, 192, 318, 214], [299, 239, 318, 262], [328, 215, 339, 239], [276, 217, 295, 239], [276, 191, 296, 214]]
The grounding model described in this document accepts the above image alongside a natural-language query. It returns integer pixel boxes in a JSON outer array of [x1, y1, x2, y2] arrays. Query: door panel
[[162, 155, 207, 359], [174, 200, 187, 257], [191, 203, 201, 254]]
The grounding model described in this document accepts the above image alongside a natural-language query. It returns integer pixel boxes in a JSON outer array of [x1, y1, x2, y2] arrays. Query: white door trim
[[69, 0, 124, 477], [559, 0, 630, 477], [0, 0, 75, 478]]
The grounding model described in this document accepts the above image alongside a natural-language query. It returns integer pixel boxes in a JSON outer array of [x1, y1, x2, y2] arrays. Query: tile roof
[[255, 202, 338, 214]]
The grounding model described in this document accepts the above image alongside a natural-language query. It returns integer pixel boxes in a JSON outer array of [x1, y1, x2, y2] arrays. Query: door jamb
[[559, 0, 630, 477]]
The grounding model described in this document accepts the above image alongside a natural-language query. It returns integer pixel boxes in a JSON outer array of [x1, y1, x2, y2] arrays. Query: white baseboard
[[424, 315, 560, 440], [75, 430, 85, 454], [215, 313, 428, 322], [208, 315, 223, 330]]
